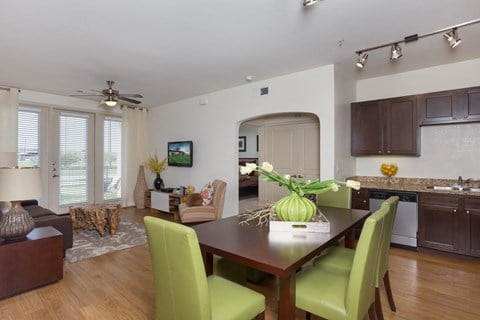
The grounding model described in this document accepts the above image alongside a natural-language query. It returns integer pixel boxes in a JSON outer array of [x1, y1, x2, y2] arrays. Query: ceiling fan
[[70, 80, 143, 107]]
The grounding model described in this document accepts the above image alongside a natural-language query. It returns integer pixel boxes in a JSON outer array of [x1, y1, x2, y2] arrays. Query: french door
[[49, 110, 94, 213]]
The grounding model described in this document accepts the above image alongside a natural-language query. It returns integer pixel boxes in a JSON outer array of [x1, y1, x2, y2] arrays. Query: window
[[59, 113, 89, 205], [104, 117, 122, 200], [18, 109, 40, 167]]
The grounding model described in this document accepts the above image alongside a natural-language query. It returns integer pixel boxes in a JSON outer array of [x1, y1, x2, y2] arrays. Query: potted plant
[[145, 155, 168, 190], [240, 162, 360, 222]]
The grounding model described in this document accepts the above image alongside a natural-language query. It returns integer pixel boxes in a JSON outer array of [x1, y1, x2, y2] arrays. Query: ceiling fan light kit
[[355, 18, 480, 69]]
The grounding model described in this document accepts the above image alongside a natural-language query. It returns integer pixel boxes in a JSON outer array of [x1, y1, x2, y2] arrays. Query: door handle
[[52, 174, 60, 178]]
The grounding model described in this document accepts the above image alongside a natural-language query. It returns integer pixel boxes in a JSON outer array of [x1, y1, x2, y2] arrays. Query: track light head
[[444, 28, 462, 48], [356, 53, 368, 69], [390, 43, 403, 60], [303, 0, 318, 7]]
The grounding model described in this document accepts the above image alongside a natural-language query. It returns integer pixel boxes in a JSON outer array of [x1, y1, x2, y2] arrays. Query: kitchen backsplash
[[355, 122, 480, 180]]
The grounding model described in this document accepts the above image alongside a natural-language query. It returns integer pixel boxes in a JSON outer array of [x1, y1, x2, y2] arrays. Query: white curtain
[[0, 87, 19, 213], [0, 88, 19, 162], [121, 107, 149, 207]]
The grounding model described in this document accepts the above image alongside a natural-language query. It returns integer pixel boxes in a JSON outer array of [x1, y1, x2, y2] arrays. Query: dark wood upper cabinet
[[351, 96, 419, 156], [418, 86, 480, 125]]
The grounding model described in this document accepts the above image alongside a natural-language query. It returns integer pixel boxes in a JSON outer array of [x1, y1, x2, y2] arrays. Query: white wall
[[148, 65, 336, 217], [355, 58, 480, 179], [334, 65, 356, 180]]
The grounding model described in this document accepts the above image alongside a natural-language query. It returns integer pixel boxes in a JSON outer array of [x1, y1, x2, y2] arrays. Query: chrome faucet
[[458, 176, 472, 187]]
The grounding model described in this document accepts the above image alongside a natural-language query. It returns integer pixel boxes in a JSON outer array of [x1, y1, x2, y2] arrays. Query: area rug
[[65, 218, 147, 263]]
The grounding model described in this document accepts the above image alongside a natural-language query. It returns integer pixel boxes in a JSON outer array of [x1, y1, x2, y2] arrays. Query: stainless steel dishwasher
[[369, 189, 418, 248]]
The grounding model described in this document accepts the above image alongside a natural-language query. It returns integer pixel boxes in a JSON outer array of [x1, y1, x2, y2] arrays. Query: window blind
[[104, 117, 122, 200], [18, 109, 40, 167]]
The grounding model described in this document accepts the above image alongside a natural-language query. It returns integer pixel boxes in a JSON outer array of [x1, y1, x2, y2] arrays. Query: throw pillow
[[200, 183, 214, 206], [185, 193, 203, 207]]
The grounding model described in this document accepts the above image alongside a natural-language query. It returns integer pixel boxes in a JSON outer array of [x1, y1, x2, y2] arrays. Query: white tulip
[[346, 180, 361, 190], [330, 182, 339, 192], [261, 162, 274, 173]]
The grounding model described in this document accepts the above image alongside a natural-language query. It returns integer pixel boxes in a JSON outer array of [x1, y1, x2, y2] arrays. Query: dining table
[[193, 205, 371, 320]]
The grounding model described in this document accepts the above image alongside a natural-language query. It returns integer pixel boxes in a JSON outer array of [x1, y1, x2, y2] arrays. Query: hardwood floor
[[0, 207, 479, 319]]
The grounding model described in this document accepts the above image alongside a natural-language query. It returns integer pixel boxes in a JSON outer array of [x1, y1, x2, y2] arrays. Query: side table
[[0, 226, 63, 299]]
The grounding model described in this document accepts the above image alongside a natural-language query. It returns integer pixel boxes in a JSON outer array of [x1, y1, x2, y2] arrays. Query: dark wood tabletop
[[193, 206, 370, 320]]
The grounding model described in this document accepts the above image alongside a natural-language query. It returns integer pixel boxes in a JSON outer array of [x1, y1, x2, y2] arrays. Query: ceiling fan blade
[[117, 93, 143, 98], [118, 96, 142, 104], [69, 94, 104, 97]]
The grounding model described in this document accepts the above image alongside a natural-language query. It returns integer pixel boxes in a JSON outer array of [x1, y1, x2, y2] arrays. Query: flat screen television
[[168, 141, 193, 167]]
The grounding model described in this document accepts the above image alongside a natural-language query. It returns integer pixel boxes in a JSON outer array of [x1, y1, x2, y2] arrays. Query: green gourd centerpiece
[[240, 162, 361, 222]]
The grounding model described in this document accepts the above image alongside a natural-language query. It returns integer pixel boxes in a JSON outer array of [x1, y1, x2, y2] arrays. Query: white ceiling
[[1, 0, 479, 107]]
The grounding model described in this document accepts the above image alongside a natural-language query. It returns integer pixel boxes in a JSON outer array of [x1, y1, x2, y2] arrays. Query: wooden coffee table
[[70, 203, 121, 236]]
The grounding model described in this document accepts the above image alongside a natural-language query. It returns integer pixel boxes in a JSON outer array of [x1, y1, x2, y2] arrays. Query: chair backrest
[[316, 184, 352, 209], [144, 216, 211, 320], [376, 196, 399, 286], [345, 205, 387, 320], [211, 179, 227, 219]]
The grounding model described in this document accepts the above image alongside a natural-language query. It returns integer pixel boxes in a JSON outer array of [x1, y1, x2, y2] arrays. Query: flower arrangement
[[240, 162, 360, 196], [145, 154, 167, 174], [240, 161, 361, 222]]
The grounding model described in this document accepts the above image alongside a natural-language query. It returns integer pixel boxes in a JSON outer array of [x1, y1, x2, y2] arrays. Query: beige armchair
[[178, 179, 227, 224]]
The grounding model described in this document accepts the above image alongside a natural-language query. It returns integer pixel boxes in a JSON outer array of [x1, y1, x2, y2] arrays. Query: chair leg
[[375, 287, 384, 320], [368, 303, 377, 320], [254, 311, 265, 320], [383, 271, 396, 312]]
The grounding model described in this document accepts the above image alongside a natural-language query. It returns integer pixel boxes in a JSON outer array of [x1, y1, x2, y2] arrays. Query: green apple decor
[[240, 162, 361, 222]]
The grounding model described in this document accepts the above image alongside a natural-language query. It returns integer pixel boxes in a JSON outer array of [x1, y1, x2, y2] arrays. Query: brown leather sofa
[[21, 200, 73, 250]]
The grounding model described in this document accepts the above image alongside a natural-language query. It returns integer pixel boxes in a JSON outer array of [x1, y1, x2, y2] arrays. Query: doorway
[[238, 113, 320, 213]]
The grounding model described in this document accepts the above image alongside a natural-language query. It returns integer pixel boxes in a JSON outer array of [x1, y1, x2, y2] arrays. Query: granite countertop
[[349, 176, 480, 197]]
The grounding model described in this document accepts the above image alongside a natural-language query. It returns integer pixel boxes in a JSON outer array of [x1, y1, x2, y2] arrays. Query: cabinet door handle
[[387, 150, 391, 153], [464, 115, 468, 119], [466, 210, 470, 214], [363, 200, 367, 203], [378, 150, 382, 153], [453, 209, 457, 213]]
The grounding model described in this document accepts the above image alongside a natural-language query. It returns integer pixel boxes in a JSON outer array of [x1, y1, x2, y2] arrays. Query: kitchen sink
[[426, 186, 480, 192]]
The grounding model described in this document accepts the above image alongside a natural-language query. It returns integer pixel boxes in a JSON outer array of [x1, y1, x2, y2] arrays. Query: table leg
[[345, 230, 355, 249], [205, 252, 214, 276], [277, 273, 296, 320], [92, 208, 107, 237], [108, 206, 121, 235]]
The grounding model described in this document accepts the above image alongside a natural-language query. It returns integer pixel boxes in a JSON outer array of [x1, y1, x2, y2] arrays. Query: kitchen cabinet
[[418, 86, 480, 125], [418, 192, 480, 257], [351, 96, 419, 156], [351, 188, 369, 210], [464, 197, 480, 257]]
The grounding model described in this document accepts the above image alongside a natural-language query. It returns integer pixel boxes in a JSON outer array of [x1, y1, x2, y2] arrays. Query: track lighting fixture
[[356, 53, 368, 68], [354, 18, 479, 69], [303, 0, 318, 7], [390, 43, 402, 60], [443, 28, 462, 48]]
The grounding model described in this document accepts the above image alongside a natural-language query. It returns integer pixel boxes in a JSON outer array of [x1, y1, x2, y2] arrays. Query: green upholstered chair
[[295, 205, 388, 320], [144, 216, 265, 320], [311, 196, 399, 320], [316, 184, 352, 209]]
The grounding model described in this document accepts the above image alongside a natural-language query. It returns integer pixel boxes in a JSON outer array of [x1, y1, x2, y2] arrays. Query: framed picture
[[238, 136, 246, 152]]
